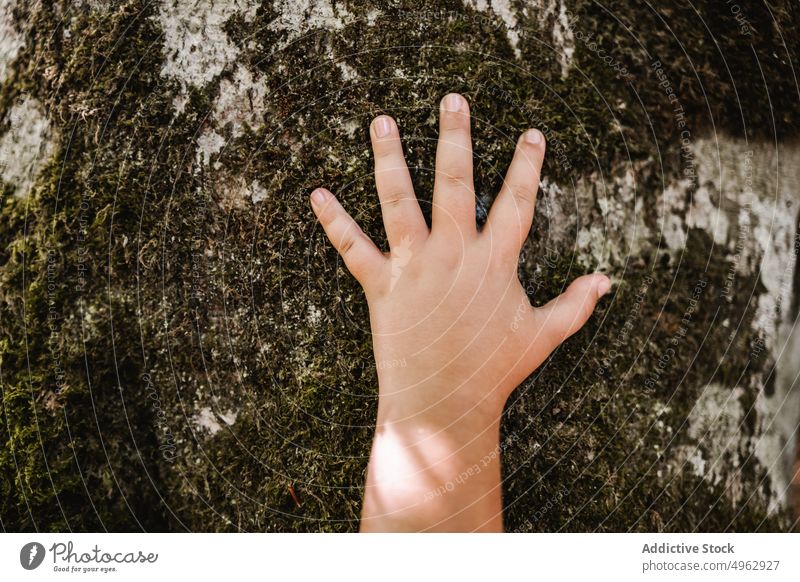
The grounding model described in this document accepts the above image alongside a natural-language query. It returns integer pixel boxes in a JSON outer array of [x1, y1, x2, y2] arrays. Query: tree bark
[[1, 0, 799, 531]]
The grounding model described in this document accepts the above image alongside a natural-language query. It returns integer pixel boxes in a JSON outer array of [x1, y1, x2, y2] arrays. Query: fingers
[[310, 188, 386, 287], [432, 93, 476, 239], [370, 115, 428, 250], [534, 274, 611, 352], [485, 129, 546, 257]]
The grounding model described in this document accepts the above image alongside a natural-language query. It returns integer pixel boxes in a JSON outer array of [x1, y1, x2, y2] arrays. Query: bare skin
[[310, 93, 610, 532]]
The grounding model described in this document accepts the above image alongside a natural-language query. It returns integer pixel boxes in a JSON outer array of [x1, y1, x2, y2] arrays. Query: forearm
[[360, 401, 505, 532]]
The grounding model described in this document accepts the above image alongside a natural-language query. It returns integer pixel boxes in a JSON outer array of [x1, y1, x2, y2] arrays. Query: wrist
[[373, 392, 504, 476], [363, 405, 505, 532], [375, 378, 507, 431]]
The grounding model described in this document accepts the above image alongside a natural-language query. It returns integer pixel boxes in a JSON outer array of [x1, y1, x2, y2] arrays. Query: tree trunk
[[1, 0, 799, 532]]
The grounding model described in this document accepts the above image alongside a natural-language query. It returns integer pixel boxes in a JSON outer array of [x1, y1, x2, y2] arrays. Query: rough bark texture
[[1, 0, 799, 532]]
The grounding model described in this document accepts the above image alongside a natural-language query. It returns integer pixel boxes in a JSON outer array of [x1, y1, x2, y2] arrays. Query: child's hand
[[311, 93, 610, 531]]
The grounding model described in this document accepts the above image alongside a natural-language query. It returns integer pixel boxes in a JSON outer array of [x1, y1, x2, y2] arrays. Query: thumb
[[536, 273, 611, 350]]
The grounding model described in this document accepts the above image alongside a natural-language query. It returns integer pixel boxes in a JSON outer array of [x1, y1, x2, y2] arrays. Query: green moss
[[1, 0, 795, 532], [502, 231, 781, 532]]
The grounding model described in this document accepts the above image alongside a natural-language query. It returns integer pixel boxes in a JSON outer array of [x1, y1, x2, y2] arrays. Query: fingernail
[[443, 93, 464, 112], [524, 129, 543, 145], [310, 188, 329, 208], [374, 116, 392, 138], [596, 276, 611, 298]]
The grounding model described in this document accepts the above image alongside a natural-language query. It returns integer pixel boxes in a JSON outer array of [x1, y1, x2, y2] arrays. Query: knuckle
[[511, 182, 537, 207], [441, 109, 471, 129], [339, 234, 357, 256], [438, 245, 463, 271], [374, 146, 394, 162], [381, 190, 408, 208], [440, 124, 470, 144], [445, 173, 469, 188], [427, 234, 461, 270], [441, 253, 461, 272], [494, 244, 521, 269], [319, 206, 338, 226], [438, 165, 471, 188], [373, 138, 400, 161], [325, 211, 346, 230]]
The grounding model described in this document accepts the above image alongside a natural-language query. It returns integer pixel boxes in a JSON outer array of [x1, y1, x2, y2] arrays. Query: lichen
[[0, 95, 56, 198], [1, 0, 798, 533], [0, 1, 25, 85]]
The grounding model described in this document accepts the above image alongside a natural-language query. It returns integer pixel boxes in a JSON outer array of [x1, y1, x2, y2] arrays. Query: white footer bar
[[1, 533, 796, 581]]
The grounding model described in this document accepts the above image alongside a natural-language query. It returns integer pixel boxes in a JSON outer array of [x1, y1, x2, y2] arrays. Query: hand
[[311, 93, 610, 532]]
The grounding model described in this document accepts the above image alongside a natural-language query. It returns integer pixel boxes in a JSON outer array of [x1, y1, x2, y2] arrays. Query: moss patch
[[1, 0, 796, 531]]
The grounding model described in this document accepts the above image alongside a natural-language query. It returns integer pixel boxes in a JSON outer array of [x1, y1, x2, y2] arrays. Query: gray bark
[[1, 0, 798, 531]]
